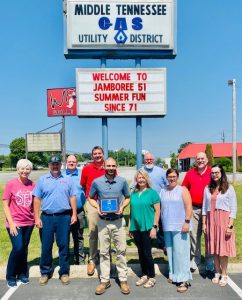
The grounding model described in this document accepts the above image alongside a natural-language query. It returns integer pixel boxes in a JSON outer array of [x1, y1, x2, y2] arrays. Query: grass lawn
[[0, 183, 242, 266]]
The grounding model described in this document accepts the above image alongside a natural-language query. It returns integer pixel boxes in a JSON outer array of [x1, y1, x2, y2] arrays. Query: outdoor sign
[[65, 0, 176, 59], [76, 68, 166, 117], [47, 88, 77, 117], [26, 133, 62, 152]]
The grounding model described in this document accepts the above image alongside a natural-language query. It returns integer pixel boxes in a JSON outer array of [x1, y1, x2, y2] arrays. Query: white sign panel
[[67, 0, 175, 50], [26, 133, 62, 152], [76, 68, 166, 117]]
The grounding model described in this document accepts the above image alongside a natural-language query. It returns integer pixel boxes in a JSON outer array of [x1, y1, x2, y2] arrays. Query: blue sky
[[0, 1, 242, 158]]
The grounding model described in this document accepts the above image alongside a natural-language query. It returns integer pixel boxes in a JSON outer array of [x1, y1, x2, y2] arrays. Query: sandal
[[219, 275, 228, 287], [167, 278, 173, 284], [212, 273, 221, 284], [136, 275, 148, 286], [177, 282, 190, 293], [143, 278, 156, 288]]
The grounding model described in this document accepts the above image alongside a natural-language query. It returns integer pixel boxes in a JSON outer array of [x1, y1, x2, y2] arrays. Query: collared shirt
[[182, 166, 211, 206], [89, 175, 130, 219], [33, 172, 76, 214], [130, 165, 168, 193], [143, 165, 168, 193], [81, 162, 105, 197], [65, 168, 86, 210]]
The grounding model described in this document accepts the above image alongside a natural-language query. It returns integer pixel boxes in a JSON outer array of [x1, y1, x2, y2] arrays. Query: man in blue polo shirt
[[65, 155, 86, 265], [33, 155, 77, 286], [88, 157, 130, 296]]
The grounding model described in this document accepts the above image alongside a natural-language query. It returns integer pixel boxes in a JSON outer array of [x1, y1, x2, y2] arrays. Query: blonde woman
[[129, 169, 160, 288], [2, 159, 35, 288]]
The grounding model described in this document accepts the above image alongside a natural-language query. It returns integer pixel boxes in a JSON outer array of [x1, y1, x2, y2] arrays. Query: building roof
[[178, 143, 242, 159]]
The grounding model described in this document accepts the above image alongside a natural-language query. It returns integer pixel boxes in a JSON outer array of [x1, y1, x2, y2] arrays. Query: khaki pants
[[190, 207, 213, 270], [98, 217, 128, 282], [86, 201, 99, 263], [190, 207, 202, 267]]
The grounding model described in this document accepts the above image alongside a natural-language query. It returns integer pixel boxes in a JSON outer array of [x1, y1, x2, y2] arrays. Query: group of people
[[2, 148, 237, 294]]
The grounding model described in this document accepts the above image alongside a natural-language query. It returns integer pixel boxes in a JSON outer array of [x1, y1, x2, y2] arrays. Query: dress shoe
[[120, 281, 130, 294], [87, 261, 95, 276], [39, 275, 49, 286], [95, 281, 111, 295], [60, 274, 70, 285]]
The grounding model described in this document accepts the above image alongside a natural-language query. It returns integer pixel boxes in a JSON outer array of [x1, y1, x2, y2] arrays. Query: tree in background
[[214, 157, 232, 172], [155, 157, 162, 165], [9, 137, 26, 167], [170, 153, 177, 169], [178, 142, 192, 153], [0, 155, 11, 168], [108, 148, 136, 166], [205, 144, 214, 166]]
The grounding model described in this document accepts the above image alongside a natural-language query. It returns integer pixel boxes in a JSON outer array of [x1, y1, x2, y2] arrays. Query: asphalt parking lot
[[1, 274, 242, 300]]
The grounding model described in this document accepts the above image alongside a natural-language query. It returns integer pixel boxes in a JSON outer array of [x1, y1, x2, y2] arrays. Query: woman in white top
[[160, 168, 192, 293]]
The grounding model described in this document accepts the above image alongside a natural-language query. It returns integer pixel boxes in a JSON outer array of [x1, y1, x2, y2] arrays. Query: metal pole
[[136, 58, 142, 170], [228, 79, 236, 183], [101, 58, 108, 159], [62, 116, 66, 170], [232, 79, 237, 183], [25, 134, 28, 159]]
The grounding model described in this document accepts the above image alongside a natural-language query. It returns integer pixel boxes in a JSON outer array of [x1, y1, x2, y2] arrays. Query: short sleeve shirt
[[80, 162, 105, 197], [182, 166, 211, 206], [33, 172, 76, 214], [65, 168, 86, 210], [3, 178, 35, 227], [130, 188, 160, 231], [89, 175, 130, 219]]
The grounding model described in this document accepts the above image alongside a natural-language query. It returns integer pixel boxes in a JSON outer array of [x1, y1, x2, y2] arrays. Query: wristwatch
[[227, 225, 233, 229], [152, 224, 158, 229], [185, 219, 190, 224]]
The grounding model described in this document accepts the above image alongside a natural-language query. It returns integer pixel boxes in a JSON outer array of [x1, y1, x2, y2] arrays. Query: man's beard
[[145, 163, 154, 170]]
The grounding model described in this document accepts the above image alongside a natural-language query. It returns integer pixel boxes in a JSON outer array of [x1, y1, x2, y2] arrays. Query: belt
[[100, 215, 123, 221], [42, 210, 71, 216], [193, 205, 202, 209]]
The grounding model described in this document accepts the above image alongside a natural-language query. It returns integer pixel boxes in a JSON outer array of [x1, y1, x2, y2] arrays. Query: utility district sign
[[65, 0, 176, 58]]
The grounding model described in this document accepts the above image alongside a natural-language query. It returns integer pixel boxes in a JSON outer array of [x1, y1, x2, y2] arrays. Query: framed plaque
[[99, 198, 119, 213]]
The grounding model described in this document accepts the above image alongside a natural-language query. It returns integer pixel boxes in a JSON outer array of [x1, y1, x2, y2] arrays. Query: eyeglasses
[[211, 171, 221, 175]]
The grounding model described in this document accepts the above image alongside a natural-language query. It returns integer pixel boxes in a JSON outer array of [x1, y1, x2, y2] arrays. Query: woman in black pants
[[129, 169, 160, 288]]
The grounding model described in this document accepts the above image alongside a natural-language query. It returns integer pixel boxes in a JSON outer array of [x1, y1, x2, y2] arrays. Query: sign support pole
[[135, 58, 142, 169], [101, 58, 108, 159], [62, 116, 66, 170]]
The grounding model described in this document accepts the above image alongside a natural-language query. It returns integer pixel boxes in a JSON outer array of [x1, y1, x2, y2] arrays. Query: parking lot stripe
[[0, 282, 21, 300], [228, 276, 242, 298]]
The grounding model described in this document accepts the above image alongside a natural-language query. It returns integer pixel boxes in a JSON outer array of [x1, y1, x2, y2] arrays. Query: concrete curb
[[1, 263, 242, 280]]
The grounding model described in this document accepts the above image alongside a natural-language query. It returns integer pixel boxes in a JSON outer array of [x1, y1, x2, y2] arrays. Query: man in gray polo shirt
[[88, 157, 130, 295]]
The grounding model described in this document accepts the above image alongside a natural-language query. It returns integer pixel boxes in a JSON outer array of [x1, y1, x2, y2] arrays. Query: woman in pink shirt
[[2, 159, 35, 288]]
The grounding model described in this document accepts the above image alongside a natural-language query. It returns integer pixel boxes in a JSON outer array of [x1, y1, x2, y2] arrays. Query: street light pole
[[228, 79, 236, 183]]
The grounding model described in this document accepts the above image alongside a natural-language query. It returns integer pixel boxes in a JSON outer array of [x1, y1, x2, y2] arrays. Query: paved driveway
[[1, 274, 242, 300]]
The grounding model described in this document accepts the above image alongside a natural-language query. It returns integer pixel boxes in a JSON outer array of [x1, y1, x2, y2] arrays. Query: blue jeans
[[39, 214, 70, 277], [6, 225, 34, 282]]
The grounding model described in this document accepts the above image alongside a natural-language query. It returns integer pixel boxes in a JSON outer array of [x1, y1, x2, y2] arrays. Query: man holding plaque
[[88, 158, 130, 295]]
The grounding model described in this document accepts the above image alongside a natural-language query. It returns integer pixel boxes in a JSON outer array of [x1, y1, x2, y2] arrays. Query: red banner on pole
[[47, 88, 77, 117]]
